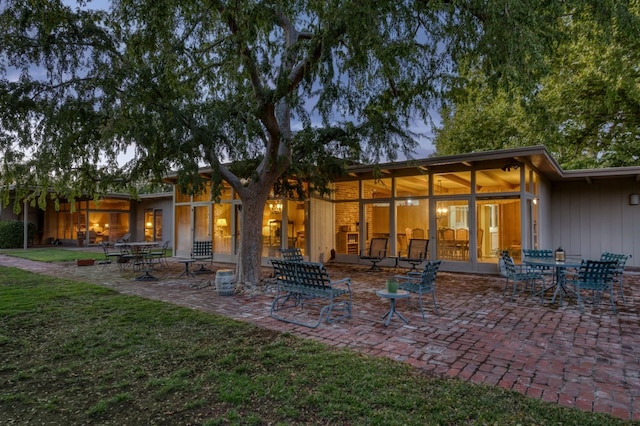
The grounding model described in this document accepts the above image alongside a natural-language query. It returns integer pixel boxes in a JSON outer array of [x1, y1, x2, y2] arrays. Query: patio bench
[[270, 259, 352, 328], [191, 240, 213, 272]]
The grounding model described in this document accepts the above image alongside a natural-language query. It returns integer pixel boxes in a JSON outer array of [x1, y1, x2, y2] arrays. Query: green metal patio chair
[[568, 259, 617, 313], [600, 252, 631, 304], [280, 247, 304, 262], [522, 249, 555, 285], [394, 260, 442, 319], [500, 251, 544, 302]]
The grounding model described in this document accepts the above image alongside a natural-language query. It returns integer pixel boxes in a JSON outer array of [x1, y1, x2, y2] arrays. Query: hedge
[[0, 221, 37, 249]]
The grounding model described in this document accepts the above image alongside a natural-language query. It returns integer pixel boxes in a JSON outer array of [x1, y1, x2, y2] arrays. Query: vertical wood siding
[[551, 179, 640, 267]]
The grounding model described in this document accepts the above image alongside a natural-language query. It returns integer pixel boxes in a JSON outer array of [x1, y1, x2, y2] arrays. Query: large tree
[[435, 4, 640, 169], [0, 0, 613, 285]]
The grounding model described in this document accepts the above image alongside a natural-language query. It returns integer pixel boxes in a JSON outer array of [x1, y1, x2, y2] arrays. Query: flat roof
[[163, 145, 640, 184]]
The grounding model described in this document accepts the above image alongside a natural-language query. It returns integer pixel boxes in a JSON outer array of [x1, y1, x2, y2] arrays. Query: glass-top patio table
[[523, 256, 583, 304]]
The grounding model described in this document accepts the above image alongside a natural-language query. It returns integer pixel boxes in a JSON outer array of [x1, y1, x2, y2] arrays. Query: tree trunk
[[235, 192, 269, 291]]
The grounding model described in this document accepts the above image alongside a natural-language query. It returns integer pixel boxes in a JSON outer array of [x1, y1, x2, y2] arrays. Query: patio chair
[[600, 252, 631, 304], [360, 238, 388, 271], [568, 259, 617, 313], [500, 251, 544, 302], [394, 260, 442, 319], [398, 238, 429, 272], [98, 242, 121, 267], [280, 247, 304, 262], [522, 249, 555, 284], [147, 240, 171, 268], [116, 233, 131, 244], [117, 244, 136, 271]]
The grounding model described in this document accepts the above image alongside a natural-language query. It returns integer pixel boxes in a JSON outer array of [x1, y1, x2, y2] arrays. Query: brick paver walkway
[[1, 254, 639, 421]]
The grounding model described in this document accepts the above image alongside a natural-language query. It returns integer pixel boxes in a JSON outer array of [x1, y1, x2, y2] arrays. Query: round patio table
[[523, 256, 583, 304], [376, 289, 410, 326]]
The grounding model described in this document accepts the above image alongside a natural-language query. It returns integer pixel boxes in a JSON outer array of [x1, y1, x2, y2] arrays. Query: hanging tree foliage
[[1, 0, 628, 284]]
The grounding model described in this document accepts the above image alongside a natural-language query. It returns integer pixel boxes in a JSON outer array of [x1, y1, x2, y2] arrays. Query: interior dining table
[[523, 256, 583, 304]]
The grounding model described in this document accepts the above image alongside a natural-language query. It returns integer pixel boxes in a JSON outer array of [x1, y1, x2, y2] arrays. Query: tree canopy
[[435, 3, 640, 169], [1, 0, 626, 283]]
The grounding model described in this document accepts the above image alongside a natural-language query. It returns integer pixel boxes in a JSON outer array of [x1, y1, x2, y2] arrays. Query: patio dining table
[[523, 256, 583, 304], [115, 242, 160, 281]]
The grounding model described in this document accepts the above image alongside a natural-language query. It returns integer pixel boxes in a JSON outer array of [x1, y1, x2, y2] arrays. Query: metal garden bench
[[270, 259, 352, 328]]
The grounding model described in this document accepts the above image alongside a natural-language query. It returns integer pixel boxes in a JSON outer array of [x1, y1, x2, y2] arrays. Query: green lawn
[[0, 266, 631, 425], [0, 248, 102, 262]]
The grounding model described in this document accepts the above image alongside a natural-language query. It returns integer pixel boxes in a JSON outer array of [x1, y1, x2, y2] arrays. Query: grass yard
[[0, 266, 631, 425], [0, 248, 102, 262]]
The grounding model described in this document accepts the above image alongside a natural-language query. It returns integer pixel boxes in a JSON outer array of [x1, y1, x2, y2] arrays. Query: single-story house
[[4, 145, 638, 274], [2, 191, 173, 248], [166, 145, 640, 273]]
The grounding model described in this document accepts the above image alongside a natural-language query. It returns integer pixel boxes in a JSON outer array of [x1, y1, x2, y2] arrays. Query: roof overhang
[[335, 145, 566, 182]]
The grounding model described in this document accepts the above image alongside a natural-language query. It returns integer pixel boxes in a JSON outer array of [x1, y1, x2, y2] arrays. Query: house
[[166, 145, 640, 273], [5, 145, 638, 274], [2, 191, 173, 248]]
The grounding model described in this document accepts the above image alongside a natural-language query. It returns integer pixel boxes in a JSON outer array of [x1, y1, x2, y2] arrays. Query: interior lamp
[[216, 218, 228, 238]]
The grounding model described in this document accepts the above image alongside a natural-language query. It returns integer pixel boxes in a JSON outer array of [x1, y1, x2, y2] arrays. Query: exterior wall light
[[630, 194, 640, 205]]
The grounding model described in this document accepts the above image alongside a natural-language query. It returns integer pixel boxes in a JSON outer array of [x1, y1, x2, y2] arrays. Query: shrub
[[0, 221, 37, 248]]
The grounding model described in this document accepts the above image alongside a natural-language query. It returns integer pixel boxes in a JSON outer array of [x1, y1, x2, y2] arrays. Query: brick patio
[[1, 254, 639, 421]]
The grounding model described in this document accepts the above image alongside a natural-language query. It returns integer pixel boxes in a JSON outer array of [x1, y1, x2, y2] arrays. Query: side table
[[376, 289, 410, 326], [177, 259, 196, 278]]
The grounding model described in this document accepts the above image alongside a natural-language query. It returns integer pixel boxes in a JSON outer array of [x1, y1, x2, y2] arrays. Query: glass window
[[364, 202, 390, 247], [88, 214, 107, 244], [335, 202, 359, 254], [154, 210, 163, 241], [476, 198, 522, 262], [333, 181, 359, 200], [433, 172, 472, 195], [288, 200, 306, 255], [363, 178, 391, 199], [175, 205, 191, 256], [214, 204, 232, 254], [262, 202, 282, 257], [395, 175, 428, 197], [436, 200, 469, 261], [396, 199, 428, 256], [144, 209, 154, 242], [218, 184, 233, 201], [193, 205, 210, 241], [88, 199, 130, 210], [175, 186, 190, 203], [475, 168, 521, 194], [193, 182, 211, 202]]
